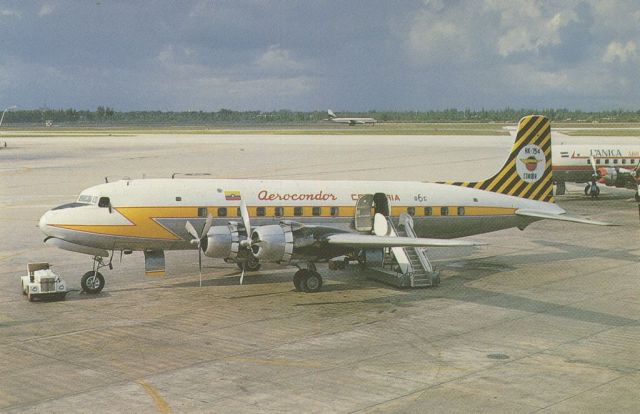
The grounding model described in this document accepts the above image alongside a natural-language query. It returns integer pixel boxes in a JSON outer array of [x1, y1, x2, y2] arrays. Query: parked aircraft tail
[[327, 109, 336, 119], [448, 115, 554, 203]]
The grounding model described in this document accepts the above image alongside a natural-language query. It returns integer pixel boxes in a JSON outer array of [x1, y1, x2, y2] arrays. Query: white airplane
[[327, 109, 377, 125], [553, 144, 640, 200], [39, 115, 611, 295]]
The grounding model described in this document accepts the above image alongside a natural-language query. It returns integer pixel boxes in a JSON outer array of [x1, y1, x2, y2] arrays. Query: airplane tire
[[81, 271, 105, 294], [584, 184, 590, 195], [555, 182, 566, 195], [293, 269, 307, 292], [302, 271, 323, 293], [635, 192, 640, 202], [237, 259, 261, 272]]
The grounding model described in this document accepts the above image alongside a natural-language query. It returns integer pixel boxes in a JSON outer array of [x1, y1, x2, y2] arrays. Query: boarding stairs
[[371, 213, 440, 288]]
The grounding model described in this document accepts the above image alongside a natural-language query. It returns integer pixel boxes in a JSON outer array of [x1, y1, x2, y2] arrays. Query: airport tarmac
[[0, 132, 639, 413]]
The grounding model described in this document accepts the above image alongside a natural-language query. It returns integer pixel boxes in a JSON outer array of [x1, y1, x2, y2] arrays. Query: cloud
[[38, 4, 54, 17], [255, 45, 305, 72], [0, 8, 20, 17], [0, 1, 639, 111], [603, 41, 638, 63]]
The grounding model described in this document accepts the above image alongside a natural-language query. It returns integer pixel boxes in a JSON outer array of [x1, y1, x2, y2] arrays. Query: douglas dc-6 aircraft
[[39, 116, 611, 294], [553, 144, 640, 200], [327, 109, 377, 125]]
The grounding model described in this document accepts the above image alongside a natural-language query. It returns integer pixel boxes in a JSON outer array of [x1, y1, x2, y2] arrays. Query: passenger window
[[441, 207, 449, 216], [236, 208, 241, 217], [622, 159, 626, 165], [294, 207, 303, 216], [98, 197, 110, 208], [256, 207, 265, 217], [330, 207, 339, 216], [312, 207, 321, 216], [275, 207, 284, 217], [613, 159, 618, 164], [217, 207, 227, 217], [424, 207, 432, 216], [407, 207, 415, 216], [198, 207, 208, 217], [604, 159, 609, 164], [457, 207, 465, 216], [596, 159, 601, 165]]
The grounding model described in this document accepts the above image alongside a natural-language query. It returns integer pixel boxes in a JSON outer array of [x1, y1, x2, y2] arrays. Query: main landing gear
[[585, 181, 600, 198], [81, 256, 111, 294], [293, 263, 323, 293]]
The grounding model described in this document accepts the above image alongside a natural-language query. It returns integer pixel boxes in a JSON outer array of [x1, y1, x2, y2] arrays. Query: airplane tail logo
[[447, 115, 554, 202]]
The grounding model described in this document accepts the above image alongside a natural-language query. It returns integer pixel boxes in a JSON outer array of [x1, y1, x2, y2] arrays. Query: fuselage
[[39, 178, 564, 253]]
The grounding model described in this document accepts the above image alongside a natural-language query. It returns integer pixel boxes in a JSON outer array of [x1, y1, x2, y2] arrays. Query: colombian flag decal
[[225, 190, 241, 201]]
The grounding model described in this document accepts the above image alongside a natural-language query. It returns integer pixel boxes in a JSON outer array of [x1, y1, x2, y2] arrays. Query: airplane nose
[[39, 211, 51, 235]]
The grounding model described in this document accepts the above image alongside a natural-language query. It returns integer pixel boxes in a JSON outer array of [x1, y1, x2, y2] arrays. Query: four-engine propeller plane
[[39, 116, 611, 294]]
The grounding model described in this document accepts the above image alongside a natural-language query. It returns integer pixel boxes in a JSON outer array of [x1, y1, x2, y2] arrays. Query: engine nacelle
[[597, 167, 617, 186], [203, 223, 241, 259], [250, 224, 294, 263]]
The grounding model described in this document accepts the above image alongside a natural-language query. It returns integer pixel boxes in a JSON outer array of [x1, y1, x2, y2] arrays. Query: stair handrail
[[398, 213, 434, 273]]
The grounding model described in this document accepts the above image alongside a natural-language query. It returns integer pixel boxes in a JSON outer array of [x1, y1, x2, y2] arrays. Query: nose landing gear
[[81, 255, 111, 294]]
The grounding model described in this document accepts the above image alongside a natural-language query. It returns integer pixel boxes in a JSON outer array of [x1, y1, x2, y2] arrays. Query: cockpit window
[[77, 194, 94, 204], [52, 202, 88, 210]]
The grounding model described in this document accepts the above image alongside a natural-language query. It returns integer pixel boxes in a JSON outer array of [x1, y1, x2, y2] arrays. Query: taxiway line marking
[[137, 379, 172, 414]]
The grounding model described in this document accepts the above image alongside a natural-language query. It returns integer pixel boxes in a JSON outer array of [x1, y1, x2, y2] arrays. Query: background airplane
[[552, 144, 640, 200], [327, 109, 377, 125]]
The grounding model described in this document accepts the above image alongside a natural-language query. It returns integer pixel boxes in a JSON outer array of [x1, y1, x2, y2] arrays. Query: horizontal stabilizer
[[515, 209, 615, 226], [325, 233, 485, 248]]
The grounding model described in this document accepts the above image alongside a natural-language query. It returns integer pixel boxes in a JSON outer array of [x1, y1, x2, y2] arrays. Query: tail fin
[[327, 109, 336, 118], [449, 115, 554, 203]]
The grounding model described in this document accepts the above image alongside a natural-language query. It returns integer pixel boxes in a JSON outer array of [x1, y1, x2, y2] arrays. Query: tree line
[[3, 107, 640, 125]]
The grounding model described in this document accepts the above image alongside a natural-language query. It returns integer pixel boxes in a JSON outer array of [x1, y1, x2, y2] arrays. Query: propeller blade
[[589, 155, 598, 176], [240, 199, 251, 237], [198, 250, 202, 288], [185, 220, 199, 240], [240, 265, 245, 285], [201, 214, 214, 239]]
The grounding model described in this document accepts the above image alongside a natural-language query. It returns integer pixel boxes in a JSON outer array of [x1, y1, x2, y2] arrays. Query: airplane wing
[[515, 209, 616, 226], [324, 233, 485, 248]]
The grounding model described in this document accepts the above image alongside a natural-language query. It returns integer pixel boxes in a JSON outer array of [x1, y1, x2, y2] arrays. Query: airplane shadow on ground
[[363, 239, 639, 327], [105, 239, 639, 327]]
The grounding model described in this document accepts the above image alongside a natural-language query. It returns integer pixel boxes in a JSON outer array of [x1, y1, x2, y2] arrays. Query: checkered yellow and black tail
[[447, 115, 554, 202]]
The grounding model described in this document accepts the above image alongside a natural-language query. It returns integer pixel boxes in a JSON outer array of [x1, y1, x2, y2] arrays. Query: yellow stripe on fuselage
[[51, 205, 518, 240], [53, 207, 199, 240]]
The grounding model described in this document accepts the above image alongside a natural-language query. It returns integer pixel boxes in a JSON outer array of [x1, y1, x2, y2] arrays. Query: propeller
[[589, 155, 599, 179], [185, 214, 213, 287], [237, 199, 253, 285]]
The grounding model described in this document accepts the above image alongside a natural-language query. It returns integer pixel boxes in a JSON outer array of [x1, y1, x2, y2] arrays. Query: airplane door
[[355, 194, 374, 232], [354, 193, 389, 232]]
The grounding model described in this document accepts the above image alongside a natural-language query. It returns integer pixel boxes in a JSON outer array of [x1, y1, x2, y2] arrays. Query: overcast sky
[[0, 1, 638, 111]]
